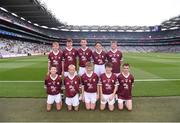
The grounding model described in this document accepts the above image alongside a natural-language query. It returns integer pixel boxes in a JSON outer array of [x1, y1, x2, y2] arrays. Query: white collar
[[81, 47, 88, 51], [86, 71, 93, 77], [96, 50, 102, 54], [122, 72, 130, 78], [68, 73, 76, 80], [105, 73, 112, 78], [110, 49, 117, 53], [50, 74, 58, 81], [66, 47, 73, 51], [52, 50, 59, 55]]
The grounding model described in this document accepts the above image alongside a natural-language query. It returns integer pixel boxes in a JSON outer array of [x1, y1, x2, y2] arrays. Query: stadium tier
[[0, 5, 180, 57]]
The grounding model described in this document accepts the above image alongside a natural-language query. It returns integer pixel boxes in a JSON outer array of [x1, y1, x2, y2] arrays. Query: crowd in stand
[[0, 38, 50, 55]]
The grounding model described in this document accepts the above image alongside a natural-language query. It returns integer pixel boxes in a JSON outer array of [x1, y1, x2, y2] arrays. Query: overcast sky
[[39, 0, 180, 26]]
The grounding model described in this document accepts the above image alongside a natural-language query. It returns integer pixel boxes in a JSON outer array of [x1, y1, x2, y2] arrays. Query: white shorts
[[118, 98, 132, 104], [84, 92, 97, 104], [94, 64, 105, 77], [65, 94, 79, 107], [101, 94, 115, 105], [64, 72, 69, 77], [47, 93, 62, 104], [78, 67, 86, 76]]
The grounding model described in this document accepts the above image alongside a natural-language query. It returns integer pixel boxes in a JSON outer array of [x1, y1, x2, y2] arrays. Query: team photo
[[0, 0, 180, 122]]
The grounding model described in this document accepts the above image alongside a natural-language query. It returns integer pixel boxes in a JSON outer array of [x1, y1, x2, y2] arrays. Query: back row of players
[[45, 39, 134, 112]]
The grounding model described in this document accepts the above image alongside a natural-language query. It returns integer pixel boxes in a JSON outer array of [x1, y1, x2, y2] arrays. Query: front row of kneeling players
[[44, 62, 134, 112]]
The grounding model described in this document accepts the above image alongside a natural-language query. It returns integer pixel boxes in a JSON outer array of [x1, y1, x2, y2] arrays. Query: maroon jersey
[[77, 47, 92, 67], [45, 74, 62, 95], [63, 48, 77, 71], [48, 50, 63, 75], [117, 73, 134, 100], [64, 75, 80, 97], [81, 72, 99, 93], [92, 50, 107, 65], [99, 73, 119, 95], [107, 49, 123, 73]]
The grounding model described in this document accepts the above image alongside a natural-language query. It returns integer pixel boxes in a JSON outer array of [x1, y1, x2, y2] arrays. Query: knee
[[127, 107, 132, 111], [86, 107, 91, 110], [118, 107, 123, 111], [47, 108, 51, 112], [109, 108, 114, 112]]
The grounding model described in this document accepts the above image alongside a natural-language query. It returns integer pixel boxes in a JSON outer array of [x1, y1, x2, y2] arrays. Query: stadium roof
[[58, 25, 151, 32], [0, 0, 64, 28], [0, 0, 179, 32], [161, 15, 180, 30]]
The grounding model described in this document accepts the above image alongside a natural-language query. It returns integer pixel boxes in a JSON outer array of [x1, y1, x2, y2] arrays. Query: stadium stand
[[0, 38, 50, 58], [0, 1, 180, 56]]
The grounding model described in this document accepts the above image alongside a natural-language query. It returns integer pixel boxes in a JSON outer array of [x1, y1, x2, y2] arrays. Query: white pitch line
[[135, 79, 180, 82], [0, 80, 42, 83], [0, 79, 180, 83]]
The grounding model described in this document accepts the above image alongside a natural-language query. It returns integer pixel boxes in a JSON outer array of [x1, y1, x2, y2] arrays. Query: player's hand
[[109, 94, 115, 101]]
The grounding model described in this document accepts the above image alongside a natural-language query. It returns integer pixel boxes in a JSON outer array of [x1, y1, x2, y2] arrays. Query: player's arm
[[61, 60, 64, 76], [110, 80, 119, 100], [47, 62, 50, 75], [47, 55, 51, 75], [81, 84, 85, 101], [104, 51, 108, 62], [113, 84, 118, 95], [62, 51, 65, 76], [44, 79, 47, 89], [96, 84, 100, 100], [76, 50, 79, 70], [132, 75, 135, 87], [80, 76, 85, 101], [96, 76, 100, 100], [120, 52, 123, 66], [99, 85, 103, 100], [98, 79, 103, 100], [78, 76, 83, 100]]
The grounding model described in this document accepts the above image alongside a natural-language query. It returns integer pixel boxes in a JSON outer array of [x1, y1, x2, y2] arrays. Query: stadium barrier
[[1, 54, 27, 58]]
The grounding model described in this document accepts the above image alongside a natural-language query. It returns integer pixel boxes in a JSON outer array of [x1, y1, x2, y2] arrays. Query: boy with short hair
[[81, 62, 99, 110], [64, 64, 81, 111], [45, 65, 62, 112], [99, 62, 119, 111], [117, 63, 134, 111]]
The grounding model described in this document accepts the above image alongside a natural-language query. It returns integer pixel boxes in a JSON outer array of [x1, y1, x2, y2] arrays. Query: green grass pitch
[[0, 53, 180, 97], [0, 52, 180, 122]]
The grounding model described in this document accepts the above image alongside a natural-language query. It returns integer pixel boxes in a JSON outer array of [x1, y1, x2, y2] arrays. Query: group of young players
[[44, 38, 134, 112]]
